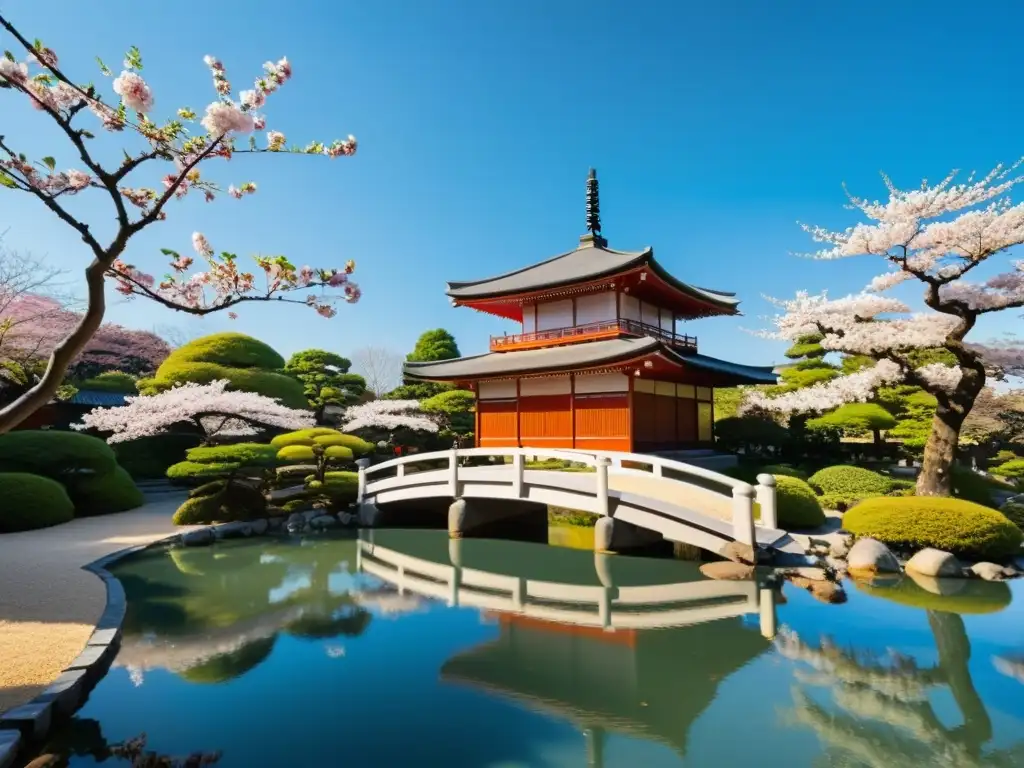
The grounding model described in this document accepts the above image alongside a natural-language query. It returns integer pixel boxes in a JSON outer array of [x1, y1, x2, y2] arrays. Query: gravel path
[[0, 495, 194, 715]]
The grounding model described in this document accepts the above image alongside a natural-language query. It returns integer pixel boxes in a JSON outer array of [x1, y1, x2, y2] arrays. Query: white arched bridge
[[355, 447, 799, 559]]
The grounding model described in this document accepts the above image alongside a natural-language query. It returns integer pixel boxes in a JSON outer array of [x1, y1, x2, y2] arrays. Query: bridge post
[[755, 474, 778, 529], [731, 483, 756, 547], [511, 452, 524, 497], [355, 457, 371, 504], [448, 448, 459, 497], [759, 587, 777, 639], [595, 456, 611, 517]]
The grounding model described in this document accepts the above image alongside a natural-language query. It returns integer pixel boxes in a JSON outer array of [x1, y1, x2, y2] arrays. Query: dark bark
[[916, 365, 984, 497]]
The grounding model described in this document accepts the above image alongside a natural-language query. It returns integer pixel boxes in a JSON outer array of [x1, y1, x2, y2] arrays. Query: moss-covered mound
[[951, 465, 1015, 508], [991, 458, 1024, 480], [844, 496, 1024, 561], [809, 465, 894, 497], [0, 473, 75, 532], [70, 465, 145, 516], [775, 475, 826, 529], [277, 444, 353, 463], [137, 332, 307, 408], [0, 430, 118, 479], [75, 370, 138, 394]]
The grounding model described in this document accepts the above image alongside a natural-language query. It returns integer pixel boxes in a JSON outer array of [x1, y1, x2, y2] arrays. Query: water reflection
[[37, 530, 1024, 767]]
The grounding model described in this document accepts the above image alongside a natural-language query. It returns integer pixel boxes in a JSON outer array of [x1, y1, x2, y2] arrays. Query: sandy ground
[[0, 495, 194, 715]]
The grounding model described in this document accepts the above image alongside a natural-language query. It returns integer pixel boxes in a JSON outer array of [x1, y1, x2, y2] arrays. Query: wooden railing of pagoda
[[489, 319, 698, 353]]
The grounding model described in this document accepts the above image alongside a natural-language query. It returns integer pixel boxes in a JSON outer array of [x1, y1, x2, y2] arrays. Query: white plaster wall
[[536, 299, 573, 331], [522, 303, 536, 333], [620, 294, 640, 322], [660, 312, 673, 332], [574, 372, 629, 394], [575, 292, 617, 326], [640, 301, 660, 327], [478, 380, 517, 400], [519, 376, 572, 396]]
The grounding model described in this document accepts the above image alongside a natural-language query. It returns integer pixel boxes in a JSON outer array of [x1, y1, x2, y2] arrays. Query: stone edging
[[0, 537, 177, 768]]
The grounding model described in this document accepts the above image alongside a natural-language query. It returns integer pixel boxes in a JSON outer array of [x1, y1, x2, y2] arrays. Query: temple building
[[404, 170, 777, 452]]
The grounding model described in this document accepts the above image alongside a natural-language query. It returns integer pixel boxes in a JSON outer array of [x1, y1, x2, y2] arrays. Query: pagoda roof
[[403, 336, 778, 385], [446, 236, 740, 312]]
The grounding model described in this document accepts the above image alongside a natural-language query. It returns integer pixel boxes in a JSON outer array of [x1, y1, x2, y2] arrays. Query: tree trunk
[[0, 258, 108, 433], [917, 404, 965, 496], [872, 427, 882, 458]]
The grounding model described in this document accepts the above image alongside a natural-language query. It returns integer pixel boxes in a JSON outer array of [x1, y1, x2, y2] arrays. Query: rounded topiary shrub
[[843, 496, 1024, 560], [0, 472, 75, 532], [774, 475, 826, 529], [0, 430, 117, 480], [172, 479, 265, 525], [69, 466, 145, 516], [137, 332, 307, 408], [808, 465, 894, 499], [270, 428, 372, 456], [322, 471, 358, 502], [167, 460, 239, 481], [762, 464, 808, 481], [186, 443, 280, 467], [1000, 502, 1024, 530], [311, 433, 374, 456]]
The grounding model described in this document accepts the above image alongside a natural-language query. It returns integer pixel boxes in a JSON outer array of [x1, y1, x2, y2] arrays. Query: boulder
[[905, 548, 962, 578], [778, 567, 829, 582], [971, 562, 1008, 581], [267, 516, 285, 530], [846, 538, 901, 576], [906, 571, 966, 596], [825, 557, 849, 575], [181, 527, 214, 547], [829, 539, 850, 559], [249, 518, 269, 536], [286, 522, 305, 535], [338, 512, 355, 526], [214, 521, 252, 539], [721, 541, 757, 566], [700, 561, 755, 581], [286, 512, 306, 528], [310, 514, 338, 530]]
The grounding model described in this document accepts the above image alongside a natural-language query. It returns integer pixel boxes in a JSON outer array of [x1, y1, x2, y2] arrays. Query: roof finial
[[586, 168, 602, 236]]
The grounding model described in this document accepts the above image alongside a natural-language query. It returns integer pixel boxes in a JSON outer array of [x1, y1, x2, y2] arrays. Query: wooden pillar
[[626, 373, 635, 453], [570, 374, 577, 449], [515, 378, 522, 448], [474, 389, 481, 448]]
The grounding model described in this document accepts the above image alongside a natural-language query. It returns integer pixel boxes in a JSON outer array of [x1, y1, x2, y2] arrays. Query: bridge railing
[[356, 446, 777, 546]]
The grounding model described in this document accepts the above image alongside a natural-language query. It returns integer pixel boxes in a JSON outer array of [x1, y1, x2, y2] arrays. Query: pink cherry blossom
[[28, 47, 58, 68], [112, 70, 154, 113], [191, 232, 214, 258], [66, 169, 91, 191], [0, 57, 28, 84], [342, 400, 438, 434], [267, 131, 286, 151], [200, 101, 254, 135]]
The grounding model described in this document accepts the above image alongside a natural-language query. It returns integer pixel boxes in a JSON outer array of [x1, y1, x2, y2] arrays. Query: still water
[[40, 529, 1024, 767]]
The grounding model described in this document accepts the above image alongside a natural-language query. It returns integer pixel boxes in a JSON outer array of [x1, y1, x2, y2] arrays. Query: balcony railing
[[489, 318, 698, 353]]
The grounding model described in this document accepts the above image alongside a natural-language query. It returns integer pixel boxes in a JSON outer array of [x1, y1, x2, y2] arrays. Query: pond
[[36, 528, 1024, 767]]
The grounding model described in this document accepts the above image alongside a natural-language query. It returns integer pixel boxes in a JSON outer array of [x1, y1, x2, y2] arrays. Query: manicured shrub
[[843, 496, 1024, 560], [808, 465, 894, 498], [172, 480, 265, 525], [311, 433, 374, 456], [1000, 502, 1024, 530], [76, 371, 138, 394], [270, 427, 341, 447], [992, 449, 1022, 465], [991, 459, 1024, 480], [0, 430, 117, 480], [818, 492, 873, 513], [70, 466, 145, 516], [167, 460, 239, 481], [774, 475, 826, 529], [186, 443, 280, 467], [0, 472, 75, 532], [322, 471, 358, 502], [277, 444, 317, 463], [137, 332, 307, 408], [761, 464, 808, 480], [270, 428, 372, 456], [951, 465, 1013, 508]]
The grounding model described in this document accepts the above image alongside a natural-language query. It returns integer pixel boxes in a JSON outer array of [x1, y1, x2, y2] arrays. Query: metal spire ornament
[[585, 168, 601, 236]]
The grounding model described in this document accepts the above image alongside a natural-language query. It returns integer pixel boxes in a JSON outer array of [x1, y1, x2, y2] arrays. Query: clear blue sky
[[2, 0, 1021, 371]]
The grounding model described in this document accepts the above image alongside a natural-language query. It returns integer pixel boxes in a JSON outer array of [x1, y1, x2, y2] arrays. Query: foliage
[[341, 399, 438, 435], [548, 506, 597, 527], [0, 471, 75, 531], [991, 458, 1024, 480], [385, 382, 451, 401], [992, 449, 1022, 464], [277, 443, 353, 462], [76, 380, 315, 443], [0, 429, 117, 478], [761, 464, 807, 480], [186, 442, 280, 467], [270, 428, 373, 455], [963, 387, 1024, 444], [69, 465, 145, 515], [172, 478, 266, 524], [113, 433, 202, 479], [774, 475, 826, 529], [283, 348, 366, 417], [843, 496, 1024, 560], [75, 370, 138, 394], [1000, 502, 1024, 529], [714, 415, 788, 453], [808, 465, 895, 498], [420, 388, 475, 437], [321, 471, 358, 501], [167, 460, 239, 481], [407, 328, 460, 364], [951, 465, 1013, 508], [138, 333, 307, 408], [807, 403, 897, 437]]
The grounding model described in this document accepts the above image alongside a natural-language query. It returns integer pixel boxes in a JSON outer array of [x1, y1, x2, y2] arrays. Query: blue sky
[[1, 0, 1021, 373]]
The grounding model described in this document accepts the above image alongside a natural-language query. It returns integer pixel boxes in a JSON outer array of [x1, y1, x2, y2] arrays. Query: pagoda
[[404, 170, 777, 453]]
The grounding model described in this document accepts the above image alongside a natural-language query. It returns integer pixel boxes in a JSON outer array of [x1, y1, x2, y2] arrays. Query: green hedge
[[762, 464, 808, 480], [808, 465, 894, 499], [991, 459, 1024, 480], [186, 443, 280, 466], [70, 466, 145, 516], [0, 430, 118, 479], [843, 496, 1024, 560], [0, 472, 75, 532], [775, 475, 826, 529], [952, 465, 1013, 508], [75, 371, 138, 394]]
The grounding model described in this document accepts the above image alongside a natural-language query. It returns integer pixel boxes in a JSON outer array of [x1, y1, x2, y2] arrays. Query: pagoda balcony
[[489, 319, 698, 353]]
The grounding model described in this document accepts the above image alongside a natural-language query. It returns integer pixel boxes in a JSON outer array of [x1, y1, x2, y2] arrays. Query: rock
[[338, 512, 355, 526], [771, 551, 819, 568], [907, 571, 966, 596], [248, 518, 268, 536], [286, 522, 305, 535], [971, 562, 1008, 581], [846, 538, 901, 576], [181, 527, 214, 547], [722, 541, 757, 566], [778, 567, 829, 582], [214, 521, 252, 539], [825, 557, 849, 575], [829, 539, 850, 559], [286, 512, 306, 527], [309, 514, 338, 530], [905, 548, 962, 578], [268, 485, 310, 503], [267, 516, 285, 530], [303, 509, 323, 523], [700, 561, 755, 580], [789, 577, 847, 604]]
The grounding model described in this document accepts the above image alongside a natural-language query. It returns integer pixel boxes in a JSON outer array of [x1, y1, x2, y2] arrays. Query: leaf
[[33, 39, 43, 51], [159, 248, 180, 257], [0, 172, 18, 189], [95, 57, 112, 77], [3, 51, 15, 62], [42, 156, 56, 171], [80, 130, 95, 139]]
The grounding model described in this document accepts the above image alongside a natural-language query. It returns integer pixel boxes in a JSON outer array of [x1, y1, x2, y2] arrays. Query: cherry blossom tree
[[0, 15, 361, 432], [74, 379, 315, 443], [341, 399, 438, 434], [746, 162, 1024, 496]]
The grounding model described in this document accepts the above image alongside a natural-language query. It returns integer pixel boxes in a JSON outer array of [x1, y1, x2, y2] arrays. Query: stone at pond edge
[[310, 515, 338, 530], [249, 518, 269, 536], [181, 528, 215, 547], [789, 577, 847, 604], [829, 539, 850, 559], [700, 561, 755, 580], [721, 541, 757, 566], [905, 548, 962, 578], [214, 521, 252, 539], [267, 516, 285, 530], [846, 538, 901, 576], [971, 562, 1009, 581], [338, 512, 355, 526]]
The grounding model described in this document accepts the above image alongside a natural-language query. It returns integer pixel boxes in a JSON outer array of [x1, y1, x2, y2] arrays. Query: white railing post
[[396, 464, 406, 478], [449, 448, 459, 497], [653, 461, 663, 477], [512, 452, 524, 498], [731, 483, 756, 547], [755, 474, 777, 529], [356, 457, 371, 503], [595, 456, 611, 517], [759, 587, 777, 639]]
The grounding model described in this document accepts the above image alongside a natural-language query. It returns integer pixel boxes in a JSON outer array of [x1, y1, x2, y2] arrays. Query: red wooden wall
[[518, 394, 572, 447], [573, 393, 630, 451], [477, 400, 518, 447]]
